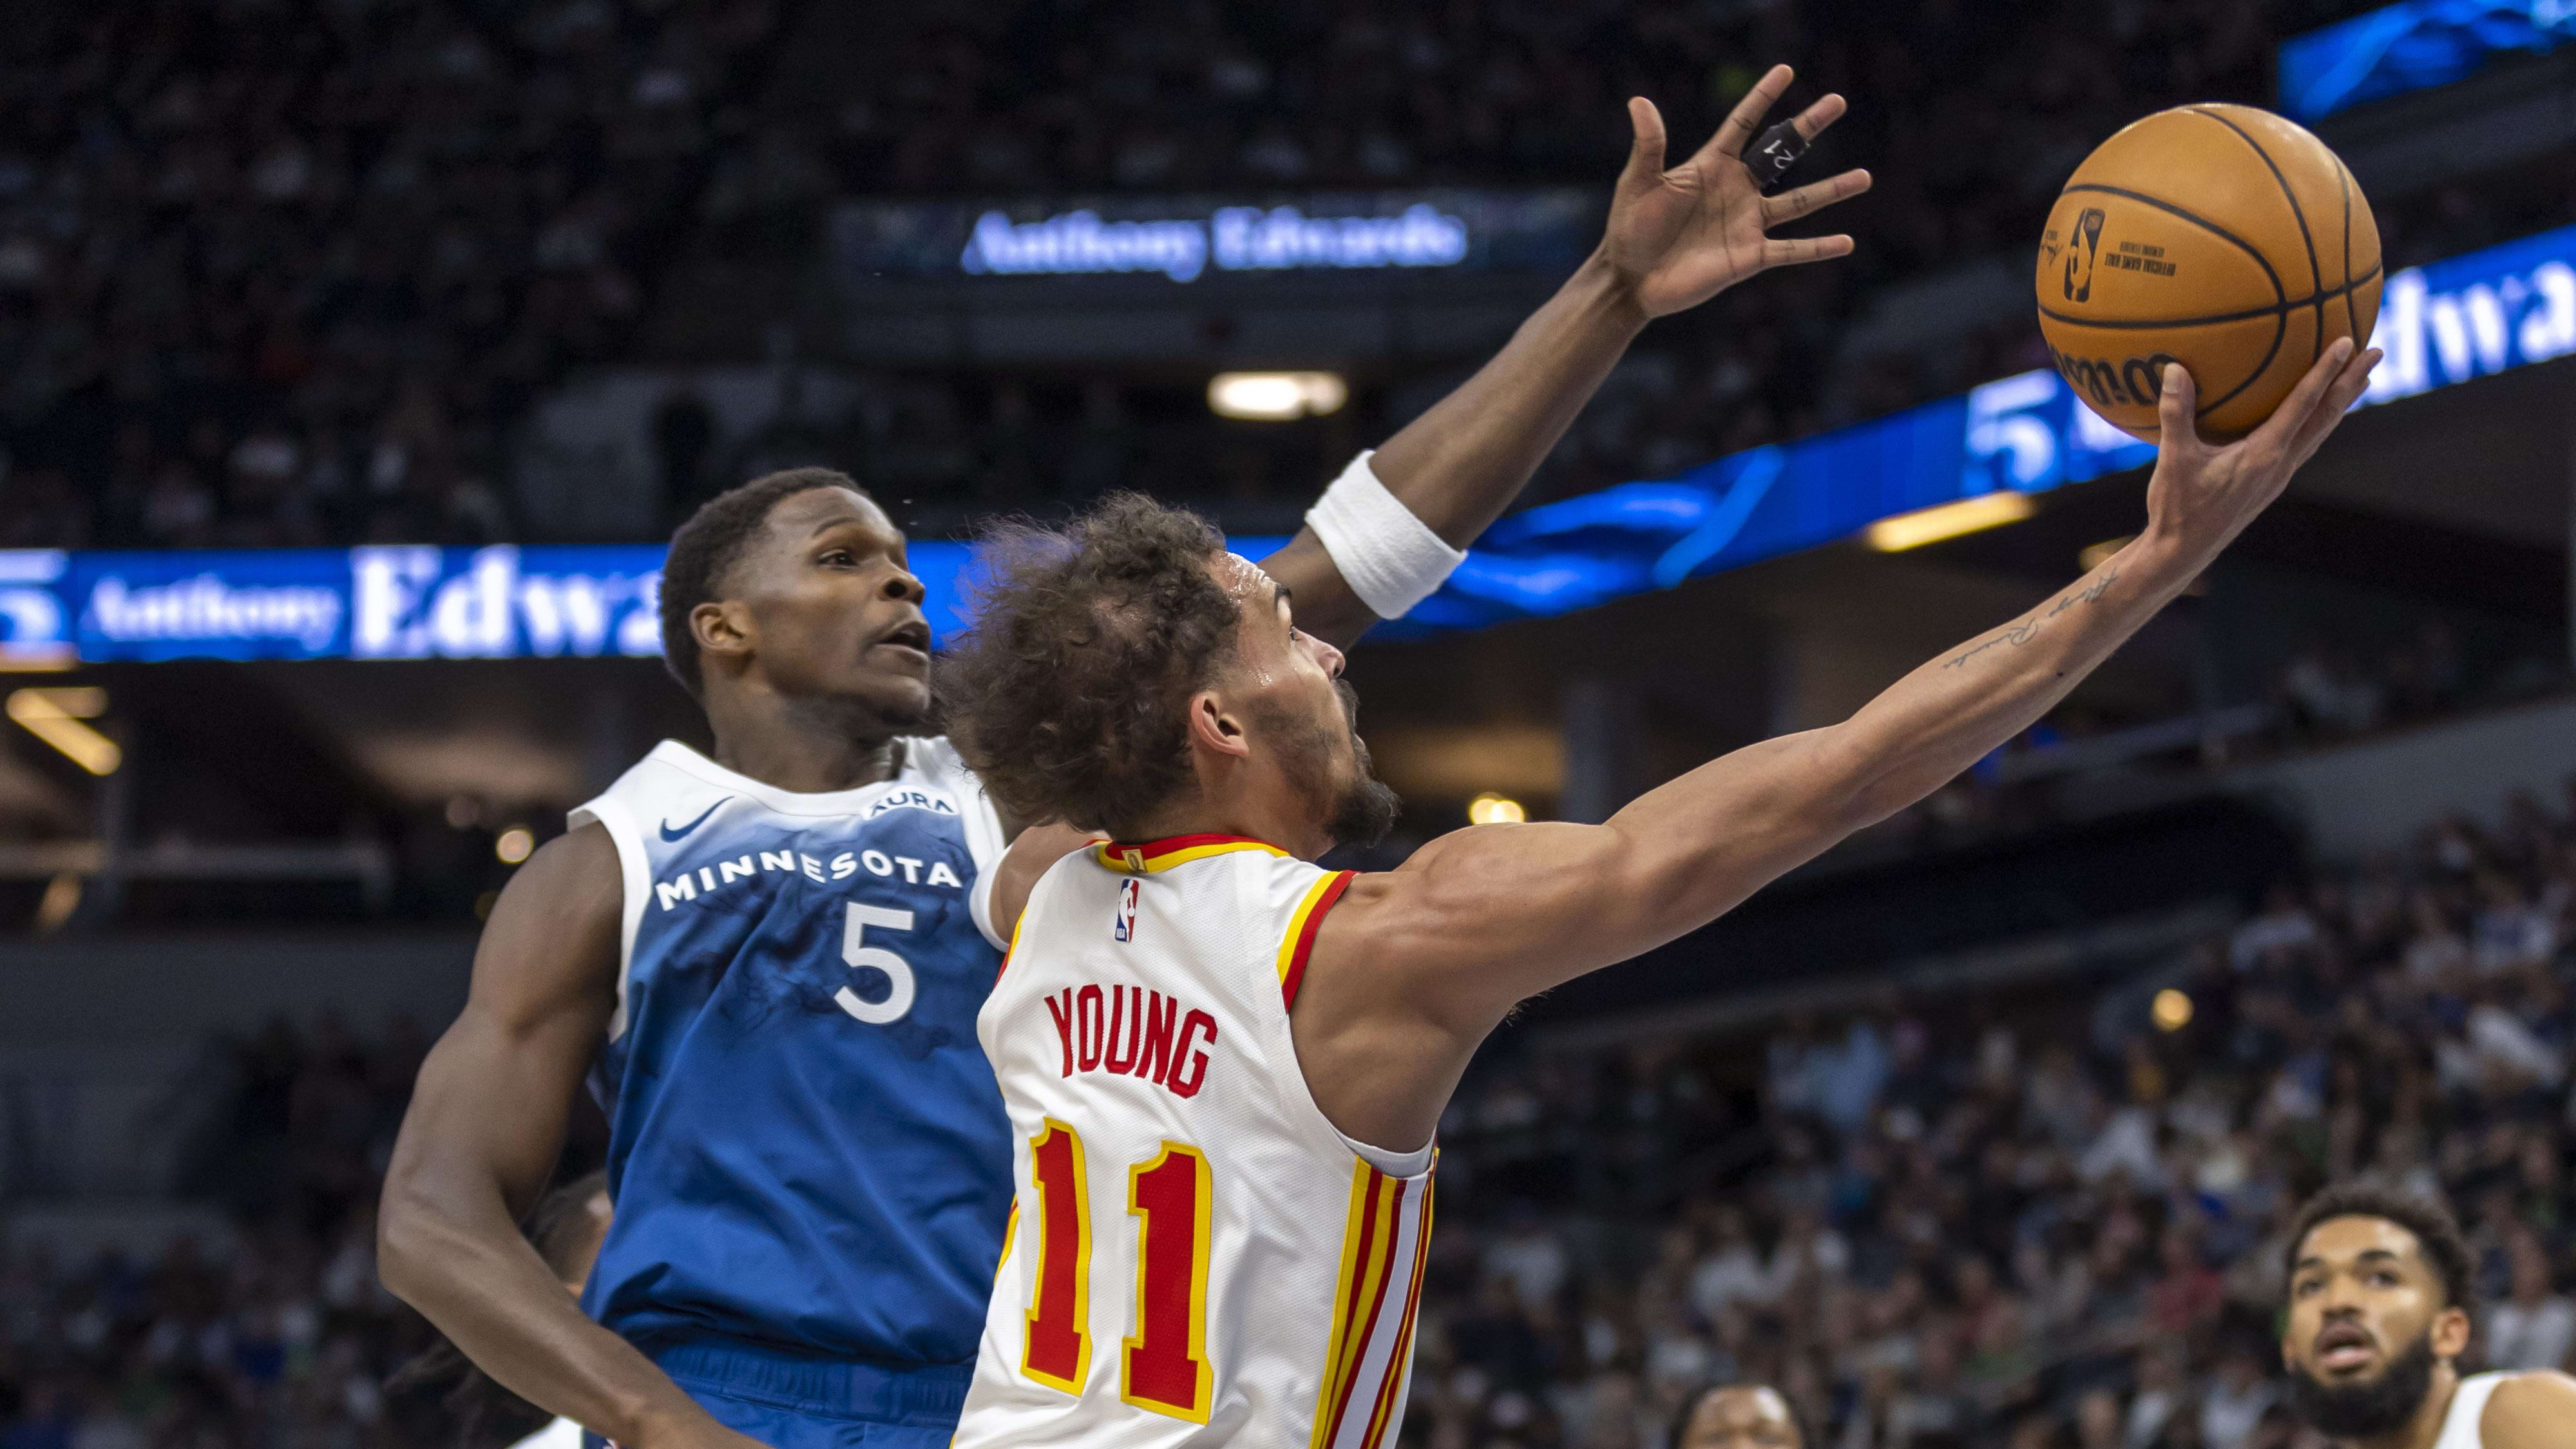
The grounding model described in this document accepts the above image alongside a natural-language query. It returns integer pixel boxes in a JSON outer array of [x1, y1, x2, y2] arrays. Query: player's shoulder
[[2484, 1369, 2576, 1446], [506, 821, 622, 915], [573, 740, 730, 824], [899, 733, 968, 776], [900, 734, 1004, 818]]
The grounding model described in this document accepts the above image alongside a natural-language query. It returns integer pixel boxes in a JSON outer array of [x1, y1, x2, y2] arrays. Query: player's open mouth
[[2314, 1322, 2376, 1372], [872, 621, 933, 667]]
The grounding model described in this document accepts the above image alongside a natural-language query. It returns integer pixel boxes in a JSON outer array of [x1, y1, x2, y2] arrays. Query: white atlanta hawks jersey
[[956, 834, 1435, 1449]]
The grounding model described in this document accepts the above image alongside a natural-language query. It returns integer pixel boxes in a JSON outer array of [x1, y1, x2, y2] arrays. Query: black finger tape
[[1746, 120, 1808, 191]]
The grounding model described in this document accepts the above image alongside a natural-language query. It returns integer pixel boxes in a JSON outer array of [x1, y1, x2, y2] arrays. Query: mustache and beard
[[1254, 678, 1400, 852], [2286, 1327, 2438, 1439]]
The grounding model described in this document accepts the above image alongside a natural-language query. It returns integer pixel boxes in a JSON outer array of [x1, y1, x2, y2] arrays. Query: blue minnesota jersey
[[570, 739, 1013, 1365]]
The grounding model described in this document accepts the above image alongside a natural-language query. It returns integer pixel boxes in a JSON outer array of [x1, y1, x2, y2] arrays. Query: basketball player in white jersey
[[936, 327, 2385, 1443], [382, 64, 1874, 1449], [2281, 1185, 2576, 1449]]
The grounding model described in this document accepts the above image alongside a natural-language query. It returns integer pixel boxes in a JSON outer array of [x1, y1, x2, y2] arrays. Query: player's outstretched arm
[[1297, 343, 2377, 1148], [1261, 64, 1871, 647], [378, 827, 763, 1449]]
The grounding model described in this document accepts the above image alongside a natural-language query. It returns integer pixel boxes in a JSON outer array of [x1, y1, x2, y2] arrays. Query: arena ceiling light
[[1864, 490, 2036, 552], [1207, 371, 1348, 421], [1467, 792, 1527, 825], [7, 686, 119, 775]]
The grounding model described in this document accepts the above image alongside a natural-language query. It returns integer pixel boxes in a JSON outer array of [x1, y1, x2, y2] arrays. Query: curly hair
[[940, 493, 1240, 838], [2284, 1182, 2474, 1312], [659, 468, 866, 698]]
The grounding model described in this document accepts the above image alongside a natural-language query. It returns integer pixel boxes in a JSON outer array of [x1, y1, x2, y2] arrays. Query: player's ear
[[2431, 1303, 2472, 1361], [1186, 691, 1249, 760], [692, 599, 754, 664]]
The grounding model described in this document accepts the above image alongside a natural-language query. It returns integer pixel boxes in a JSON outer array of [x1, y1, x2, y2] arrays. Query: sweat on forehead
[[1213, 552, 1277, 600]]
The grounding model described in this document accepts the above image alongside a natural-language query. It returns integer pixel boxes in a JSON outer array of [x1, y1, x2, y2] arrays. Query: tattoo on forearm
[[1942, 569, 2119, 669]]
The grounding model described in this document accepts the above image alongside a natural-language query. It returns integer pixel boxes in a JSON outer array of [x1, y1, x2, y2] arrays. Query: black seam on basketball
[[2058, 183, 2286, 307], [2186, 106, 2323, 362], [2337, 160, 2360, 341], [2199, 309, 2285, 419], [2034, 262, 2383, 329]]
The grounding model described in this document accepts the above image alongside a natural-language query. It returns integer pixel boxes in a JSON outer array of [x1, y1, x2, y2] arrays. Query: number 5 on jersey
[[1020, 1120, 1214, 1422], [837, 902, 915, 1024]]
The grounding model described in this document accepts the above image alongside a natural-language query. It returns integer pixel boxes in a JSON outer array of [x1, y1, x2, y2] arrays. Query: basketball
[[2036, 104, 2381, 441]]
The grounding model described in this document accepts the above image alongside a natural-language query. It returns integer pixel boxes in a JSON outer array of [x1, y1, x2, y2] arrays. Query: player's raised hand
[[2144, 340, 2380, 556], [1599, 64, 1871, 318]]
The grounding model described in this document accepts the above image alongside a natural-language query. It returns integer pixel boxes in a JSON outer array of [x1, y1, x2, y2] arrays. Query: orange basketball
[[2035, 104, 2380, 441]]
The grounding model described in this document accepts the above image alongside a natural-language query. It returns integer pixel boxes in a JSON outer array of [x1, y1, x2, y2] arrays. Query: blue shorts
[[640, 1339, 973, 1449]]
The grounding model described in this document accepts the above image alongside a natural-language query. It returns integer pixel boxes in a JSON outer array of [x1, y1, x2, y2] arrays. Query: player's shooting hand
[[2142, 340, 2380, 557], [1599, 64, 1871, 318]]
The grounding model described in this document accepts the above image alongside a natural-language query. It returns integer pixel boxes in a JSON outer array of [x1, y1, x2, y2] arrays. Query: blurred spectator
[[2485, 1230, 2576, 1372], [1409, 780, 2576, 1444]]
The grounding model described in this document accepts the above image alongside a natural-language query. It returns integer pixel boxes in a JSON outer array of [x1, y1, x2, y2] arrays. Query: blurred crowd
[[6, 0, 2576, 548], [0, 1010, 454, 1449], [0, 0, 785, 550], [2, 771, 2573, 1448], [1413, 783, 2576, 1448], [806, 0, 2287, 249]]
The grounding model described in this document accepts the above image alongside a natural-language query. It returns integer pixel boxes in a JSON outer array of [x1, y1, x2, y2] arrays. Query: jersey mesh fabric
[[957, 840, 1434, 1449], [571, 739, 1013, 1367], [2434, 1372, 2504, 1449]]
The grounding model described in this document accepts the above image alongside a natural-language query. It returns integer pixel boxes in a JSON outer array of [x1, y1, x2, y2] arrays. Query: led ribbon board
[[2279, 0, 2576, 122], [830, 190, 1599, 283], [6, 224, 2571, 664]]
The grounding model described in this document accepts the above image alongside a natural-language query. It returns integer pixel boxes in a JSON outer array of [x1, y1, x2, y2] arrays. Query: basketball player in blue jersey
[[376, 69, 1872, 1449]]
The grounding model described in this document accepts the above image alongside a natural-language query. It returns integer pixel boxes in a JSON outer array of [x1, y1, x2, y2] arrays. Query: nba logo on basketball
[[1112, 878, 1140, 943]]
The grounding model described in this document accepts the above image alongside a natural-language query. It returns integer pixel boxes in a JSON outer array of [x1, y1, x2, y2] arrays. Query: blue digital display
[[6, 221, 2571, 666], [831, 189, 1598, 283], [2279, 0, 2576, 122]]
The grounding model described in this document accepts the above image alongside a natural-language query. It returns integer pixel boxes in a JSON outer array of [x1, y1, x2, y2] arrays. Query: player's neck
[[2342, 1365, 2458, 1449], [703, 692, 903, 794], [1123, 783, 1325, 859]]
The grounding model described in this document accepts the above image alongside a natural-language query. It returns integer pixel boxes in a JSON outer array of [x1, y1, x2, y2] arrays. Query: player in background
[[376, 66, 1875, 1449], [2280, 1185, 2576, 1449], [1671, 1385, 1810, 1449], [937, 336, 2383, 1447]]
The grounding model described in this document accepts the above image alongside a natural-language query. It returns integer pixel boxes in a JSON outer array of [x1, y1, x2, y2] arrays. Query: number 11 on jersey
[[1020, 1122, 1215, 1421]]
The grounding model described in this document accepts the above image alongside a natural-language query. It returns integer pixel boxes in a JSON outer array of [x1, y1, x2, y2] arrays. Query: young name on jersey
[[959, 834, 1433, 1449]]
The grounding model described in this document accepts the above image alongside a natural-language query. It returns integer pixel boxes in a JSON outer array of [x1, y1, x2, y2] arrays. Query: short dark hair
[[2284, 1183, 2474, 1312], [658, 468, 864, 697], [1667, 1383, 1815, 1449], [940, 493, 1238, 838]]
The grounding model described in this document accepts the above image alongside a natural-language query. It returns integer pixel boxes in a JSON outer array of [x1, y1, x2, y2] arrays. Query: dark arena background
[[3, 1, 2576, 1447]]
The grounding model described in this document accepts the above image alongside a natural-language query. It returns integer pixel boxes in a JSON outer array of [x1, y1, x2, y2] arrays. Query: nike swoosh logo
[[659, 800, 727, 841]]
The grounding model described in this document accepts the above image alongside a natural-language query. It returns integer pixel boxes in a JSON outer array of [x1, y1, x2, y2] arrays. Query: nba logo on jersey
[[1112, 878, 1140, 942]]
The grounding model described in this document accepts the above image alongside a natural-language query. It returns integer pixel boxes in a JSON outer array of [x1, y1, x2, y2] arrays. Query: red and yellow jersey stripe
[[1308, 1157, 1436, 1449], [1094, 834, 1286, 874], [1275, 870, 1354, 1008]]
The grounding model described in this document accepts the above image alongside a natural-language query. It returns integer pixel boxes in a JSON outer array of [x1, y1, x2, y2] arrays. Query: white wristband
[[1302, 450, 1467, 620]]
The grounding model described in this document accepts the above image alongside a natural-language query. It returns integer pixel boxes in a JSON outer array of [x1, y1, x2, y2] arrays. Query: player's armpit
[[2484, 1371, 2576, 1448], [379, 826, 745, 1449]]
